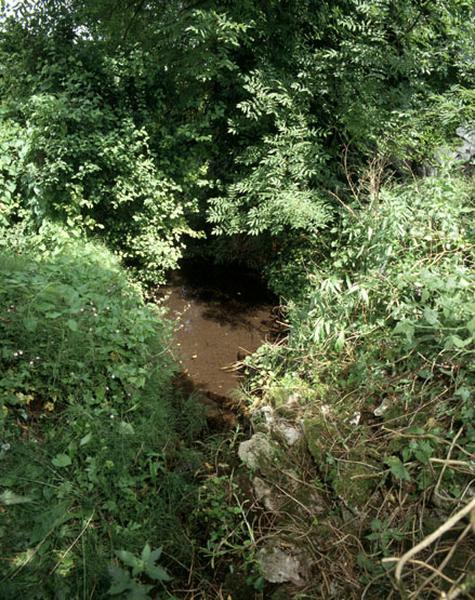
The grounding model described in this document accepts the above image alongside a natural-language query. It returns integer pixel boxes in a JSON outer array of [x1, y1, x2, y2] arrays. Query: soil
[[159, 262, 277, 400]]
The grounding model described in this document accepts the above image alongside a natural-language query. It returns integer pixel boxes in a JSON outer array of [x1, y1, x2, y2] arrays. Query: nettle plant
[[108, 544, 171, 600], [0, 225, 174, 421]]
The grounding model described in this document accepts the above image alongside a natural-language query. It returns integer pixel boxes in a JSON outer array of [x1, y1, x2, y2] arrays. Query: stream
[[159, 262, 277, 408]]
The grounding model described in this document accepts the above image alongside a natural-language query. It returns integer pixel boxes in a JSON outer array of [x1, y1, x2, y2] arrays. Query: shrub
[[0, 226, 202, 598], [244, 172, 475, 597], [0, 99, 196, 284]]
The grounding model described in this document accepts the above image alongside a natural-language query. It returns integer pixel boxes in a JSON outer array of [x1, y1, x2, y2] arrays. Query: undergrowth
[[0, 226, 205, 599], [243, 171, 475, 598]]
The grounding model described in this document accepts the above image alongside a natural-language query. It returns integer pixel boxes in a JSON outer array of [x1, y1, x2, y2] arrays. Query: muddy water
[[160, 263, 276, 399]]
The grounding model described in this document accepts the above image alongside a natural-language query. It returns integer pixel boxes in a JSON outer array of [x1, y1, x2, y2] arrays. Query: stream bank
[[158, 263, 325, 596]]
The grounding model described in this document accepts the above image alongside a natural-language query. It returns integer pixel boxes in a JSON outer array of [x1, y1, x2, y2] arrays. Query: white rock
[[253, 477, 281, 512], [276, 423, 302, 446], [258, 546, 309, 585], [238, 433, 275, 470], [374, 398, 390, 417], [250, 405, 275, 432]]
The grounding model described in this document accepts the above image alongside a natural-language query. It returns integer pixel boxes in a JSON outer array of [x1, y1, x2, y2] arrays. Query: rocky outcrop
[[237, 400, 328, 588]]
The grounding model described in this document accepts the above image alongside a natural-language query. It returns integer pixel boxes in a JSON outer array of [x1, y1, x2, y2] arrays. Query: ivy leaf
[[385, 456, 411, 481]]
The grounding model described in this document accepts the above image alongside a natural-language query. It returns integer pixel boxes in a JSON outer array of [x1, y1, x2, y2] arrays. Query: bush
[[244, 172, 475, 597], [0, 225, 173, 413], [0, 226, 203, 598], [0, 99, 196, 284]]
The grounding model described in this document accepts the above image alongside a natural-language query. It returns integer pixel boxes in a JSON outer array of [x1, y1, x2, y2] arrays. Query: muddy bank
[[159, 262, 277, 400]]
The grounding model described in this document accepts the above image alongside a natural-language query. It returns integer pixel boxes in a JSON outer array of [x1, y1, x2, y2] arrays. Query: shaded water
[[160, 263, 276, 400]]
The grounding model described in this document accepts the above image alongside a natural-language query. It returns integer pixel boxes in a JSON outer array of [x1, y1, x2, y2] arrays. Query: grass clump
[[0, 226, 203, 599]]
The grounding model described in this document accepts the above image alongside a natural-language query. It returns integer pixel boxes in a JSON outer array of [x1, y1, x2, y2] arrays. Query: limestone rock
[[275, 423, 302, 446], [238, 432, 275, 470], [258, 545, 310, 585], [250, 405, 275, 433], [253, 476, 283, 512]]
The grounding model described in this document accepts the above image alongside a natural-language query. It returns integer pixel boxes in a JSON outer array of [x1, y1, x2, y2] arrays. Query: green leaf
[[144, 563, 172, 582], [80, 432, 92, 446], [52, 454, 72, 468], [393, 320, 415, 342], [66, 319, 78, 332], [149, 546, 163, 562], [119, 421, 135, 435], [334, 330, 345, 351], [413, 441, 433, 465], [115, 550, 142, 571], [108, 566, 131, 595], [141, 543, 151, 562], [126, 582, 153, 600], [454, 335, 472, 348], [423, 307, 438, 325], [385, 456, 411, 482], [23, 317, 38, 332], [467, 317, 475, 334]]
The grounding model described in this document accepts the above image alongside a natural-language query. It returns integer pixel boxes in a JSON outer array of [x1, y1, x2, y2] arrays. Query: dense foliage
[[1, 0, 474, 273], [0, 228, 204, 598], [245, 173, 475, 597], [1, 0, 475, 598]]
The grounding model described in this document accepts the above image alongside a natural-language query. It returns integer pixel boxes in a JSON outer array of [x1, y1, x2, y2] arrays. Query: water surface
[[160, 263, 276, 399]]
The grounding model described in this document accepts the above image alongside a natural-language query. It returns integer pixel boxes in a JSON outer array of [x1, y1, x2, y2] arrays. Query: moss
[[303, 415, 339, 465], [329, 458, 379, 509]]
